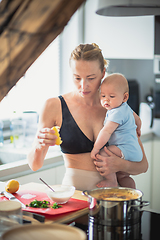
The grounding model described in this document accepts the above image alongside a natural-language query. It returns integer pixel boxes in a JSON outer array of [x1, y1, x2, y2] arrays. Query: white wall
[[59, 5, 85, 95], [84, 0, 154, 59]]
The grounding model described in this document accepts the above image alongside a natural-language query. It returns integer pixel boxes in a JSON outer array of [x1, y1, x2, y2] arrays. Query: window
[[0, 36, 60, 120]]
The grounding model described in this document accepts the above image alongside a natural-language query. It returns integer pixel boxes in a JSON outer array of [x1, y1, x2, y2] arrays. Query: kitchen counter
[[0, 182, 89, 225], [0, 131, 155, 164], [0, 143, 61, 164], [0, 145, 63, 182], [140, 132, 154, 142], [0, 131, 159, 184], [1, 182, 160, 240]]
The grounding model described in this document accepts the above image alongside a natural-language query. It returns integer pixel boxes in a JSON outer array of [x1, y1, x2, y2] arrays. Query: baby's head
[[100, 73, 129, 110]]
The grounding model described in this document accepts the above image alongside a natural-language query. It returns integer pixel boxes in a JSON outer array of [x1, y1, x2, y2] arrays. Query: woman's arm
[[94, 137, 148, 176], [27, 98, 60, 171], [133, 111, 142, 137]]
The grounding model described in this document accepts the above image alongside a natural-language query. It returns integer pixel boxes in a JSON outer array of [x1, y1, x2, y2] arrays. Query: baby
[[91, 73, 143, 188]]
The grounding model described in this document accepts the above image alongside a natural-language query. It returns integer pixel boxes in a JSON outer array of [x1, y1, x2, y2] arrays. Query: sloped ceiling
[[0, 0, 85, 102]]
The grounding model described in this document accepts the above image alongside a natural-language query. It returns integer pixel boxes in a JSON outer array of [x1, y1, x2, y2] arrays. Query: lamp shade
[[96, 0, 160, 16]]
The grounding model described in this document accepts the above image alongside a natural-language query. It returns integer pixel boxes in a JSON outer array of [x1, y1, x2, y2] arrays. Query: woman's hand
[[94, 137, 148, 177], [37, 127, 57, 147], [28, 127, 58, 171], [94, 147, 121, 176], [133, 111, 141, 137]]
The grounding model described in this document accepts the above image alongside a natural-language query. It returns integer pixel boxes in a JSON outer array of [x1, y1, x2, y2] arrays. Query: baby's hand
[[91, 148, 99, 159]]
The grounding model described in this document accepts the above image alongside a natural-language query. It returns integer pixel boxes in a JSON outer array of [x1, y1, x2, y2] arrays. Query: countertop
[[0, 182, 89, 224], [0, 131, 155, 164], [0, 131, 158, 182]]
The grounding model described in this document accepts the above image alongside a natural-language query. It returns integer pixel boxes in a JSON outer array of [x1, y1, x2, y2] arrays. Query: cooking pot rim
[[83, 187, 143, 202]]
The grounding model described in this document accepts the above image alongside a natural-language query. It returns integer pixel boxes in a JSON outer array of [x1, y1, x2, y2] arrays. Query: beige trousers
[[62, 168, 104, 191]]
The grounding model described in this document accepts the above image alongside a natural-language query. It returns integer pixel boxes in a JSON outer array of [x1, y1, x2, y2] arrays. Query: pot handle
[[139, 200, 150, 208], [82, 190, 89, 197], [128, 200, 150, 212], [82, 190, 97, 209]]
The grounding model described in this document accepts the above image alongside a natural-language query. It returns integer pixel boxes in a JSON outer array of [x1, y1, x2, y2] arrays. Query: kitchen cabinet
[[133, 135, 160, 212], [132, 140, 152, 203], [151, 137, 160, 211], [14, 164, 65, 186], [84, 0, 154, 59]]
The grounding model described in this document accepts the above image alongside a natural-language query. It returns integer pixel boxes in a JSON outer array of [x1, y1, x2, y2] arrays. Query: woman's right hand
[[37, 127, 58, 147], [27, 127, 57, 171]]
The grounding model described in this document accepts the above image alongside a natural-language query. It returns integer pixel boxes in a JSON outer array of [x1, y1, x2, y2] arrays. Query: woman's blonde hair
[[69, 43, 109, 72]]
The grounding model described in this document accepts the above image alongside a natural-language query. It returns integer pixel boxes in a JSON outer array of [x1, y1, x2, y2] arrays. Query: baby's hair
[[70, 43, 109, 72], [102, 73, 129, 94]]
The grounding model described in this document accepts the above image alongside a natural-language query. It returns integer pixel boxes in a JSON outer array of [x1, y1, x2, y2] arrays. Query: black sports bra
[[58, 96, 94, 154]]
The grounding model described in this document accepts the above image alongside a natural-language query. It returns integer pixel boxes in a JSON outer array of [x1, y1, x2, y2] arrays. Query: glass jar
[[0, 201, 22, 237], [10, 119, 26, 148]]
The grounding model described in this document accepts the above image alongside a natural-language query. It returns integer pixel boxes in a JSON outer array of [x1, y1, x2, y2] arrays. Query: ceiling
[[0, 0, 85, 102]]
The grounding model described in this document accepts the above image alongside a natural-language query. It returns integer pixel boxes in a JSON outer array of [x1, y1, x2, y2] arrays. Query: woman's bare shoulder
[[45, 93, 74, 108], [39, 97, 62, 127], [44, 96, 61, 110], [61, 92, 74, 100]]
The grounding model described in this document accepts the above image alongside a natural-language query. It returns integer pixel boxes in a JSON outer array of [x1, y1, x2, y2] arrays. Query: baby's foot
[[96, 179, 118, 188]]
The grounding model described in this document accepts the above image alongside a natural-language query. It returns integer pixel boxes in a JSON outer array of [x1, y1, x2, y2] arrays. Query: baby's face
[[100, 82, 125, 110]]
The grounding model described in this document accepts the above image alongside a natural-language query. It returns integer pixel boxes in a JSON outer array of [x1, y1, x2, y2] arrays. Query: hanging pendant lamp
[[96, 0, 160, 16]]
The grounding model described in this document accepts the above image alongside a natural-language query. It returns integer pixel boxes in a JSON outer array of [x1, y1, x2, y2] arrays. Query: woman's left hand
[[94, 147, 121, 176]]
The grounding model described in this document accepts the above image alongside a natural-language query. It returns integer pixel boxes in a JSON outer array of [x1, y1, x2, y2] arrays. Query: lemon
[[5, 179, 19, 193], [51, 126, 62, 145]]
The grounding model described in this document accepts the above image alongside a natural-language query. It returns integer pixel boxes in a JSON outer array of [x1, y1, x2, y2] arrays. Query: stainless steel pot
[[83, 187, 149, 226]]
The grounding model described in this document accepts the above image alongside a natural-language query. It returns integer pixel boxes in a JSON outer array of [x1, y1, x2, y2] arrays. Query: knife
[[2, 191, 26, 209], [23, 211, 45, 223]]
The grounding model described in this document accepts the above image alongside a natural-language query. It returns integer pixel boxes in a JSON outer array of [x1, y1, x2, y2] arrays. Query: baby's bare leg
[[96, 173, 118, 188], [117, 172, 136, 189], [107, 145, 122, 158], [96, 147, 118, 188], [96, 145, 136, 188], [107, 145, 136, 188]]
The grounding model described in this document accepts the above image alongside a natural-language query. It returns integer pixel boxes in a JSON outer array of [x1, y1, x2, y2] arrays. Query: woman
[[27, 43, 148, 191]]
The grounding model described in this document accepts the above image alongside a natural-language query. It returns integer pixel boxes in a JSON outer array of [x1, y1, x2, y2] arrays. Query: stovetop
[[75, 210, 160, 240], [141, 211, 159, 240]]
